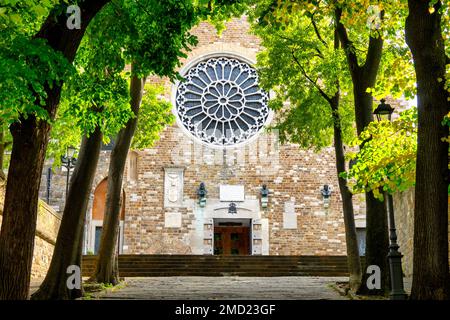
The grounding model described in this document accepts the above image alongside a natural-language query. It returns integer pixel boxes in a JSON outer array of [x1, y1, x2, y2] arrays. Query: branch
[[335, 7, 360, 78], [291, 50, 333, 105], [363, 30, 383, 86], [311, 14, 327, 46]]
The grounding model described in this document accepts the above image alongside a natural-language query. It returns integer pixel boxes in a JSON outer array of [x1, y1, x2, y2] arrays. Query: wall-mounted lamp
[[228, 202, 237, 215], [197, 182, 207, 207], [260, 184, 269, 209], [320, 184, 332, 208]]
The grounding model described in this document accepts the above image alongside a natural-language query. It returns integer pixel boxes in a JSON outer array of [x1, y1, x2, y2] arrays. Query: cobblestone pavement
[[92, 277, 348, 300]]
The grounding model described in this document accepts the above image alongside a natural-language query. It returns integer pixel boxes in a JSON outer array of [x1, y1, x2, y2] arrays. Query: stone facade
[[393, 188, 450, 277], [393, 189, 415, 277], [38, 17, 369, 257], [1, 180, 61, 279], [89, 17, 366, 256]]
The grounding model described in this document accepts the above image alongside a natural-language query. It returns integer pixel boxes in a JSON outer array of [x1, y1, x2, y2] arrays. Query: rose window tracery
[[175, 57, 270, 147]]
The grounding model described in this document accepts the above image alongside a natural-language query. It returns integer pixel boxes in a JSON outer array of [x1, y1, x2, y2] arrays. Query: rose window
[[175, 57, 270, 147]]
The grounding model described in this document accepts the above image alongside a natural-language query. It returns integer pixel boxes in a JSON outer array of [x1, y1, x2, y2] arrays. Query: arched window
[[90, 178, 126, 254]]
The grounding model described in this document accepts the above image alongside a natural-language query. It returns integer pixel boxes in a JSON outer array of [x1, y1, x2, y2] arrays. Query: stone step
[[81, 255, 362, 277], [81, 271, 349, 277], [82, 257, 353, 263]]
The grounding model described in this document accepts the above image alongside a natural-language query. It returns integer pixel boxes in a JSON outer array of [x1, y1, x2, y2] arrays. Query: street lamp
[[61, 146, 77, 201], [373, 99, 395, 121], [373, 99, 407, 300]]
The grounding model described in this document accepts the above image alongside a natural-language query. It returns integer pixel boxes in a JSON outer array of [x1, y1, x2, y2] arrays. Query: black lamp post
[[61, 146, 77, 201], [373, 99, 407, 300], [373, 99, 395, 121]]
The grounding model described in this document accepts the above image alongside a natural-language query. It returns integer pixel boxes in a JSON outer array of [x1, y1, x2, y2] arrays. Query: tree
[[251, 2, 362, 290], [334, 4, 389, 295], [0, 1, 111, 300], [91, 0, 198, 285], [92, 0, 252, 285], [252, 0, 416, 295], [31, 10, 132, 299], [405, 0, 450, 300]]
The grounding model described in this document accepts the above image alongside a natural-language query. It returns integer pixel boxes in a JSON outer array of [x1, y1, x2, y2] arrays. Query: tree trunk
[[0, 126, 5, 179], [92, 71, 145, 284], [354, 81, 390, 296], [31, 126, 103, 300], [335, 7, 389, 295], [330, 95, 362, 291], [0, 1, 110, 300], [405, 0, 450, 300]]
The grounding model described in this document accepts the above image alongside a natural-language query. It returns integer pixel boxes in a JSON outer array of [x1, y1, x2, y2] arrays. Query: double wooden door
[[214, 226, 250, 255]]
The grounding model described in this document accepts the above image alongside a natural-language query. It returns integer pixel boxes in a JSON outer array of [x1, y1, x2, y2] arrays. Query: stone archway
[[90, 177, 126, 254]]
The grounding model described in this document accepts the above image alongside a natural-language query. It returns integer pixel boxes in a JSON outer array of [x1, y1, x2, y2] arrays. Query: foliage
[[253, 0, 416, 100], [251, 1, 356, 149], [0, 0, 60, 37], [45, 0, 203, 164], [342, 107, 418, 200], [0, 1, 75, 124], [132, 85, 175, 149], [195, 0, 253, 32], [0, 36, 74, 123]]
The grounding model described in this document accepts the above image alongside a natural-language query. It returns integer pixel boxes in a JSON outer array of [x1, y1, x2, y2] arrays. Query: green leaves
[[343, 107, 418, 199], [132, 84, 175, 149], [0, 36, 73, 123], [252, 1, 355, 150]]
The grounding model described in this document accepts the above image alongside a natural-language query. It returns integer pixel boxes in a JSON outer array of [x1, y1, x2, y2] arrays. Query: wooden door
[[214, 226, 250, 255]]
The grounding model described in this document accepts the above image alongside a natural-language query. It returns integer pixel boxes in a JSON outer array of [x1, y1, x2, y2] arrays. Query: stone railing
[[0, 178, 62, 279]]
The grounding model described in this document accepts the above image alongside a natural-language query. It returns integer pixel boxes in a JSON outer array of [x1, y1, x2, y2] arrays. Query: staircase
[[82, 255, 361, 277]]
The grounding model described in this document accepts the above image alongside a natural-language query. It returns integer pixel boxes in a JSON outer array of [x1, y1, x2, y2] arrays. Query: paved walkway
[[92, 276, 348, 300]]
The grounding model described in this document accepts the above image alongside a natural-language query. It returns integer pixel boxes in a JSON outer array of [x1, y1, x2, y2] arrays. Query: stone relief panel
[[164, 167, 185, 208]]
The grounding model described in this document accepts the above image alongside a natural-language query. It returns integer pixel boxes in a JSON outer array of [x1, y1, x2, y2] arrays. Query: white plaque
[[283, 201, 297, 229], [165, 212, 182, 228], [219, 185, 245, 202]]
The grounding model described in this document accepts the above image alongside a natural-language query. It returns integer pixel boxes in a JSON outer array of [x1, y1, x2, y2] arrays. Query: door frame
[[212, 218, 252, 255], [89, 220, 125, 254]]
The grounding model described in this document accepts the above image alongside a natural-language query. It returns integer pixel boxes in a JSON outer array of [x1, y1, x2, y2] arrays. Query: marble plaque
[[283, 201, 297, 229], [219, 185, 245, 202], [165, 212, 182, 228]]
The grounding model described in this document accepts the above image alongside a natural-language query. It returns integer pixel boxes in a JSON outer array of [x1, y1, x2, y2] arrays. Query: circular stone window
[[175, 56, 270, 147]]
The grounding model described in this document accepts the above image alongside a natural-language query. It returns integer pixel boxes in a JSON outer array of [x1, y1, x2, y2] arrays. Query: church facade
[[40, 17, 367, 257]]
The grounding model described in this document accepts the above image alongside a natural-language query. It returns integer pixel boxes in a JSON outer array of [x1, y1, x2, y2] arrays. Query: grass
[[81, 279, 127, 300], [329, 281, 387, 300]]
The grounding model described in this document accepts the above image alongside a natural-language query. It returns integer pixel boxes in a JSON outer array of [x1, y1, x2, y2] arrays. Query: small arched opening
[[90, 177, 126, 254]]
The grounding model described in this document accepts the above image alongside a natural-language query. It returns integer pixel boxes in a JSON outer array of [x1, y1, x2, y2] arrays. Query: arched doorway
[[90, 178, 126, 254]]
